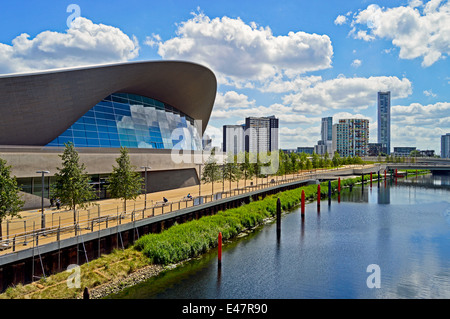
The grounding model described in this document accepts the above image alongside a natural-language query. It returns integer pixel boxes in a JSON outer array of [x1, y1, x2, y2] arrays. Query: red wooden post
[[317, 184, 321, 207], [301, 190, 305, 215], [395, 169, 398, 178], [370, 172, 373, 187], [218, 232, 222, 267], [338, 177, 341, 193]]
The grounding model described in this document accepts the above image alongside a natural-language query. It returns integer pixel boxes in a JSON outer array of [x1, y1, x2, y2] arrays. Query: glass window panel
[[98, 132, 109, 139], [72, 130, 86, 138], [85, 110, 95, 117], [58, 137, 73, 145], [83, 117, 96, 125], [60, 130, 73, 138], [73, 123, 85, 131], [115, 109, 131, 116], [86, 131, 98, 139], [94, 105, 111, 113], [104, 113, 115, 120], [47, 139, 59, 146], [110, 140, 121, 147], [97, 125, 109, 132], [73, 138, 87, 146], [84, 124, 97, 132], [128, 140, 138, 148], [96, 119, 107, 126], [109, 133, 119, 140], [87, 139, 100, 147]]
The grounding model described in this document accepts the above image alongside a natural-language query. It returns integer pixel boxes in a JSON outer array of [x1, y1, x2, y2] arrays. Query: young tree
[[53, 142, 96, 224], [202, 151, 221, 195], [332, 151, 341, 168], [305, 158, 313, 171], [222, 152, 238, 193], [108, 147, 143, 213], [240, 152, 254, 188], [0, 157, 24, 240]]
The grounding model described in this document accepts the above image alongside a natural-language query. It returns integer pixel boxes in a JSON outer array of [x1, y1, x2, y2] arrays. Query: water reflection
[[110, 174, 450, 299]]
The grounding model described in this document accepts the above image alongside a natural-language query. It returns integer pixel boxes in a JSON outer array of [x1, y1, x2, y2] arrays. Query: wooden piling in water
[[276, 198, 281, 235], [218, 232, 222, 267], [328, 180, 331, 205], [317, 184, 321, 208], [301, 190, 305, 215]]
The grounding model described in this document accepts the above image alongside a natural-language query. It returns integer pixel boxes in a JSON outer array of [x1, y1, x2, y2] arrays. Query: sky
[[0, 0, 449, 154]]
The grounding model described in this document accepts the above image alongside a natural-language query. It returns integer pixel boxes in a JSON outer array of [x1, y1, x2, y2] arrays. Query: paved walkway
[[0, 165, 374, 255]]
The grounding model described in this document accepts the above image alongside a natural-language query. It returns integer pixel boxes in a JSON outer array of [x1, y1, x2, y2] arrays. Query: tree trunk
[[0, 220, 2, 241]]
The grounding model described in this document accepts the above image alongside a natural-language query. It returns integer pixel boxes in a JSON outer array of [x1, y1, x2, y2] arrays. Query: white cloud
[[392, 101, 450, 124], [348, 1, 450, 67], [390, 101, 449, 152], [204, 124, 223, 148], [213, 91, 256, 110], [144, 33, 162, 47], [333, 111, 372, 122], [259, 74, 323, 93], [334, 15, 347, 25], [282, 75, 412, 114], [351, 59, 362, 67], [408, 0, 424, 8], [279, 126, 321, 148], [423, 89, 437, 97], [0, 17, 139, 74], [210, 91, 316, 125], [151, 10, 333, 87]]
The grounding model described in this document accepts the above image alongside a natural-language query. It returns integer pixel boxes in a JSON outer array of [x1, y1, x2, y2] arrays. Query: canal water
[[109, 174, 450, 299]]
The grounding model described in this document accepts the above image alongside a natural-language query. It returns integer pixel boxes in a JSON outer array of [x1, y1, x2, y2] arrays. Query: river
[[108, 174, 450, 299]]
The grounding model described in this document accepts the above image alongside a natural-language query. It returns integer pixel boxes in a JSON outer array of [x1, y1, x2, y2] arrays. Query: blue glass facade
[[46, 93, 202, 150]]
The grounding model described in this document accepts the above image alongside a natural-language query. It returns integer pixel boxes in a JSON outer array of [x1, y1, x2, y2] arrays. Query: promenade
[[0, 165, 378, 256]]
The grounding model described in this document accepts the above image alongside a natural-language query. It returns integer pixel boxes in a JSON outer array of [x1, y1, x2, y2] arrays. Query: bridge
[[385, 163, 450, 173]]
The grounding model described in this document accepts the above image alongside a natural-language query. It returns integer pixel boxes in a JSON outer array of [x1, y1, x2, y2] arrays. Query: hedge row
[[134, 176, 368, 265]]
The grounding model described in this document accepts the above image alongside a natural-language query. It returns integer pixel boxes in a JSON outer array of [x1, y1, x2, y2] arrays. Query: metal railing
[[0, 166, 366, 254]]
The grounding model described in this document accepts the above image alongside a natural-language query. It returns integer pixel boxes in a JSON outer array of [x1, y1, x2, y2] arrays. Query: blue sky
[[1, 0, 449, 154]]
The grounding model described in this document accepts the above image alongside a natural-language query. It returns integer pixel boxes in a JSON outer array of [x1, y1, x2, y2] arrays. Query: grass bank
[[0, 173, 416, 299]]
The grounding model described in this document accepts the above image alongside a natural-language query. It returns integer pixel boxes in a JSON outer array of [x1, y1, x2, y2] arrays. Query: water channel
[[109, 174, 450, 299]]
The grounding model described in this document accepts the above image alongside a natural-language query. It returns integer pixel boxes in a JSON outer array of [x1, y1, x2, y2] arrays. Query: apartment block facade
[[332, 119, 369, 157]]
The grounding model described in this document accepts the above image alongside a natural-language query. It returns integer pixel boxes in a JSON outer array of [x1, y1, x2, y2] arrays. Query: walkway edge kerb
[[0, 178, 317, 268]]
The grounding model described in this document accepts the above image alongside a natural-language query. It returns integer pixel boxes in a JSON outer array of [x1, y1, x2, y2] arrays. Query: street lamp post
[[140, 166, 151, 210], [36, 170, 50, 230], [198, 163, 202, 197]]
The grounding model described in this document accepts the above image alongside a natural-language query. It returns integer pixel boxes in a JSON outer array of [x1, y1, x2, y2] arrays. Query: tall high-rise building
[[223, 116, 279, 155], [223, 125, 245, 155], [315, 117, 333, 155], [378, 91, 391, 155], [332, 118, 369, 157], [244, 116, 279, 153], [441, 133, 450, 158], [321, 117, 333, 141]]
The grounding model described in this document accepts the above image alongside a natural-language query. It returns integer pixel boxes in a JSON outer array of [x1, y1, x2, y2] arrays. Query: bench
[[0, 243, 11, 251]]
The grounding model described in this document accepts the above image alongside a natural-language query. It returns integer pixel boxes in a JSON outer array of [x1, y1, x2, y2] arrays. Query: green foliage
[[135, 176, 364, 265], [201, 151, 221, 194], [0, 157, 24, 239], [52, 142, 96, 221], [108, 147, 143, 210]]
